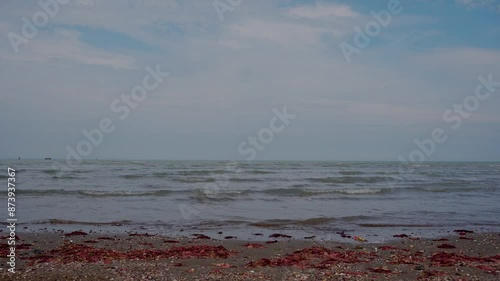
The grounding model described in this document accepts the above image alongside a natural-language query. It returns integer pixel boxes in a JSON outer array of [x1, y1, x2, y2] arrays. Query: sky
[[0, 0, 500, 161]]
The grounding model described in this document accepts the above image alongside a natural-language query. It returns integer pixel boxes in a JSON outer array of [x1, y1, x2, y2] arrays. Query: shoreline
[[1, 230, 499, 280]]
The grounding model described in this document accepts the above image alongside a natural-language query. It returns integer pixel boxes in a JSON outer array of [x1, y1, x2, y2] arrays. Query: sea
[[1, 160, 499, 242]]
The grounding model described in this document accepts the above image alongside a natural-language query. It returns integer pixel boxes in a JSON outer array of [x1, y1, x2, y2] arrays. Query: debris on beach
[[432, 238, 449, 242], [353, 236, 367, 242], [369, 266, 393, 273], [213, 263, 235, 268], [269, 233, 292, 238], [164, 239, 180, 243], [128, 233, 154, 237], [336, 231, 352, 238], [192, 234, 211, 239], [459, 237, 474, 240], [454, 229, 474, 234], [65, 231, 88, 236], [244, 243, 264, 249]]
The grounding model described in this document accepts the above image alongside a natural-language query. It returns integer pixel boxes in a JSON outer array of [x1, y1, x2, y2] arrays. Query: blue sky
[[1, 0, 500, 161]]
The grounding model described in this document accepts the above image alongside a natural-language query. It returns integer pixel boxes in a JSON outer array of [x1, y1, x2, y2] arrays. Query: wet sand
[[1, 230, 499, 280]]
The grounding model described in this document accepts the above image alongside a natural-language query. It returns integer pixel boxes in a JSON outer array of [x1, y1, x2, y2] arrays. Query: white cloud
[[1, 29, 136, 69], [455, 0, 500, 9], [286, 3, 359, 19], [408, 47, 500, 68], [226, 19, 342, 46]]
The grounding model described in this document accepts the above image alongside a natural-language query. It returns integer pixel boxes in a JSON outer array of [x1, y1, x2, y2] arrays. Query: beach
[[1, 230, 499, 280], [1, 160, 500, 280]]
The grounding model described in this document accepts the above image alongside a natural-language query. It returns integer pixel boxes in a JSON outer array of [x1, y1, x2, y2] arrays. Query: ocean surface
[[1, 160, 499, 241]]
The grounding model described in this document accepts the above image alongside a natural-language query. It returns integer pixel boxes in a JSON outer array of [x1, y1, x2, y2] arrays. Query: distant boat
[[45, 157, 51, 160]]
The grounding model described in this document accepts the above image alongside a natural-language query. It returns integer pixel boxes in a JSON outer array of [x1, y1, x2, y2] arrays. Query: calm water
[[1, 160, 499, 241]]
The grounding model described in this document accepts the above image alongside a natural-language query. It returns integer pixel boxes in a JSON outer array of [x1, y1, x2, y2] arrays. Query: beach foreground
[[1, 230, 499, 280]]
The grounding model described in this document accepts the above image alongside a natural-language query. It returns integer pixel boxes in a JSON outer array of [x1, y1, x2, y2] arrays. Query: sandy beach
[[1, 230, 499, 280]]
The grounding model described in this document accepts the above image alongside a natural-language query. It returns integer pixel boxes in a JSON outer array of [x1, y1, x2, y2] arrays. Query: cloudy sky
[[1, 0, 499, 161]]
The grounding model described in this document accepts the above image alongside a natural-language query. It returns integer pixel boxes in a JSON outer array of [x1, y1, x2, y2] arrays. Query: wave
[[79, 190, 173, 197], [262, 187, 391, 196], [15, 182, 496, 199], [177, 170, 228, 176], [230, 178, 265, 182], [339, 171, 364, 175], [121, 174, 145, 179], [17, 189, 180, 197], [335, 188, 389, 195], [358, 223, 435, 228], [172, 177, 216, 183], [41, 169, 58, 175], [152, 172, 171, 178], [191, 189, 251, 201], [251, 215, 374, 227], [51, 175, 80, 180], [412, 185, 496, 193], [45, 219, 132, 226], [307, 176, 390, 184], [44, 169, 92, 175], [248, 170, 274, 174]]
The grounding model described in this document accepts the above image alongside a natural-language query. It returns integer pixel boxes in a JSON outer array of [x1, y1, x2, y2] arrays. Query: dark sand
[[1, 230, 499, 280]]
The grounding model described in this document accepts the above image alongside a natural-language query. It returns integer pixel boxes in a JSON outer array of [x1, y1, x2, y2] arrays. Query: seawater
[[1, 160, 499, 241]]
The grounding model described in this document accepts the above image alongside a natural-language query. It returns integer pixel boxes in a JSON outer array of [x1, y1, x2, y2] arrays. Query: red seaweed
[[247, 247, 378, 269], [437, 243, 456, 249], [477, 265, 498, 274], [430, 252, 500, 267], [378, 246, 399, 251], [65, 231, 88, 236], [420, 270, 448, 279], [83, 240, 98, 244], [97, 237, 115, 240], [27, 244, 234, 265], [369, 267, 393, 273]]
